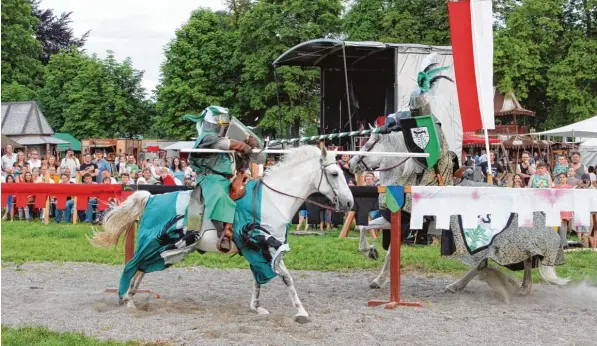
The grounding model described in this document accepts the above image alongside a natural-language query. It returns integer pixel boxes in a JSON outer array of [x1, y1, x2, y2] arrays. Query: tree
[[1, 0, 44, 96], [236, 0, 343, 137], [1, 81, 38, 102], [343, 0, 450, 45], [30, 0, 89, 65], [155, 9, 242, 139], [39, 50, 150, 139]]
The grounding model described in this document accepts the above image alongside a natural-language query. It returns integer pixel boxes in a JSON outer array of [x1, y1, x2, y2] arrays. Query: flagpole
[[483, 128, 493, 185]]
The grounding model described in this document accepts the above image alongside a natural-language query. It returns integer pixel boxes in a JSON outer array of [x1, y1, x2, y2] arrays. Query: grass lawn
[[0, 325, 160, 346], [1, 221, 596, 282]]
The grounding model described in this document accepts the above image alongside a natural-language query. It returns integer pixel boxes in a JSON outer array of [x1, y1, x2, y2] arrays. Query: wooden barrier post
[[368, 186, 422, 309]]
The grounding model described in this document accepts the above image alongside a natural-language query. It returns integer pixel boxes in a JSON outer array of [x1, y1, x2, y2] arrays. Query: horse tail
[[87, 191, 151, 248], [538, 263, 570, 286]]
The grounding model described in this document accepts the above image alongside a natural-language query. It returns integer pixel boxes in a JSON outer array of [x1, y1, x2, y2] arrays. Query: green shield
[[399, 115, 441, 169]]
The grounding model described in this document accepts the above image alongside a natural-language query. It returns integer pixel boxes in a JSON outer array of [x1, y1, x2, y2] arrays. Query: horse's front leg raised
[[277, 260, 309, 323], [250, 281, 270, 315], [122, 270, 143, 308]]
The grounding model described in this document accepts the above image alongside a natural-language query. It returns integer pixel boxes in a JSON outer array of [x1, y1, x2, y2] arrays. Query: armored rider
[[185, 106, 260, 252]]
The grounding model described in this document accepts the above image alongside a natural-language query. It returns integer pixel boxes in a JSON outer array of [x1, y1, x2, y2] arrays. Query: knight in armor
[[185, 106, 260, 253]]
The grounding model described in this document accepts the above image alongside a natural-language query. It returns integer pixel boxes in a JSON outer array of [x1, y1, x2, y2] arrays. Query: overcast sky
[[42, 0, 226, 96]]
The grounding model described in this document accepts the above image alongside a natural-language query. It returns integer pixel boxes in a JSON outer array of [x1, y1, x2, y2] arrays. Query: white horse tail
[[538, 263, 570, 286], [87, 190, 151, 248]]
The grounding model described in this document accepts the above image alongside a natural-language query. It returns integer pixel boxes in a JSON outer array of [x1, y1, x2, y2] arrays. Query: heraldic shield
[[399, 115, 441, 169]]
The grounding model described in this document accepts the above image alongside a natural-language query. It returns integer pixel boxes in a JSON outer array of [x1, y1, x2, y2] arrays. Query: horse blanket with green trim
[[117, 181, 285, 297]]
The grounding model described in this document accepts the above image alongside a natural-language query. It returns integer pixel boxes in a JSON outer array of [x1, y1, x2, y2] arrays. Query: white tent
[[580, 138, 597, 166], [530, 116, 597, 138]]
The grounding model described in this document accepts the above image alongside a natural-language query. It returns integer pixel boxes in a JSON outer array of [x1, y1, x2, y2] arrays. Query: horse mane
[[264, 145, 326, 176]]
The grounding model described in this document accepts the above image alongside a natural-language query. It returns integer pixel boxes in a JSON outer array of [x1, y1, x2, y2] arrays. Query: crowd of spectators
[[0, 144, 205, 223]]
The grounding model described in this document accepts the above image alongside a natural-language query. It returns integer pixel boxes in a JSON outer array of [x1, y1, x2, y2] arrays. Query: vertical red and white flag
[[448, 0, 495, 132]]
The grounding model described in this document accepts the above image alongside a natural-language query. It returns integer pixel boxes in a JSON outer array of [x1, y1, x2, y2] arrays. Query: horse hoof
[[369, 281, 381, 289], [125, 300, 136, 309], [445, 284, 459, 293], [368, 248, 379, 260], [255, 307, 270, 315], [294, 315, 311, 324]]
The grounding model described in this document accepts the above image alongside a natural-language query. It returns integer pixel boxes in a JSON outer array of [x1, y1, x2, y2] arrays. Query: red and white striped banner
[[448, 0, 495, 132]]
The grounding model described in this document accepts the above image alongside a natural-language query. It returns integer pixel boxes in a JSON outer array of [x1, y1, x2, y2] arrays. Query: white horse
[[350, 130, 569, 302], [89, 145, 354, 321]]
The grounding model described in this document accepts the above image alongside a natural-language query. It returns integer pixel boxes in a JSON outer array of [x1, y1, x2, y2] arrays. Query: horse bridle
[[355, 137, 410, 173], [258, 161, 339, 212]]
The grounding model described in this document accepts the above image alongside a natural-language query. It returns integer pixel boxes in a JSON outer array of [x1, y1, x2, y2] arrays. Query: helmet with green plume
[[184, 106, 231, 137], [409, 53, 454, 117]]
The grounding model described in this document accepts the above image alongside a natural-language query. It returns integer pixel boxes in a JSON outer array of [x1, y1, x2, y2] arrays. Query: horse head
[[317, 146, 354, 212]]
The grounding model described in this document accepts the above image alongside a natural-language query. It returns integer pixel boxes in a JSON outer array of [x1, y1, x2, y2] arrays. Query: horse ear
[[320, 145, 328, 161]]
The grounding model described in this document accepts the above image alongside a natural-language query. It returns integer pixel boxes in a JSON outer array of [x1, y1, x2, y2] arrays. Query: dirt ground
[[2, 262, 596, 346]]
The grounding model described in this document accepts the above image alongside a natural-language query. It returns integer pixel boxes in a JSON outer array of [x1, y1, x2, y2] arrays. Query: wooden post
[[339, 211, 355, 238], [44, 198, 50, 225], [72, 197, 78, 224], [368, 185, 421, 309]]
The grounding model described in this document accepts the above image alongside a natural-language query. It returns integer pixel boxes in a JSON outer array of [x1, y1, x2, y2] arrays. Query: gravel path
[[2, 262, 596, 346]]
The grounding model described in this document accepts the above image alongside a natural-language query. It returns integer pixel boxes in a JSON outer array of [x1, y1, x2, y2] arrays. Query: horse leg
[[359, 226, 379, 260], [370, 246, 391, 288], [131, 272, 146, 296], [249, 281, 270, 315], [122, 270, 142, 308], [520, 258, 533, 296], [445, 259, 487, 293], [277, 260, 309, 323]]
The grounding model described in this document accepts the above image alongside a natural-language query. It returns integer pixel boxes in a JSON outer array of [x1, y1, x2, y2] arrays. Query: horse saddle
[[230, 171, 249, 201]]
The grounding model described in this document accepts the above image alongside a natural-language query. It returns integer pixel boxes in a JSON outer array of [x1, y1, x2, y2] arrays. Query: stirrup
[[271, 244, 290, 273]]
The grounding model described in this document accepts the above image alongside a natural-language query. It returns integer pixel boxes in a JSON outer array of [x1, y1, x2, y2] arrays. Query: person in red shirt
[[159, 167, 176, 186]]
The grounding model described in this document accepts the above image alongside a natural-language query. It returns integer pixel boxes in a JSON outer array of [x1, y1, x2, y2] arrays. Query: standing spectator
[[32, 167, 41, 183], [569, 151, 588, 180], [159, 167, 176, 185], [474, 152, 480, 166], [573, 174, 595, 246], [80, 173, 99, 223], [589, 166, 596, 187], [93, 151, 111, 184], [2, 175, 15, 220], [528, 162, 552, 188], [516, 151, 536, 186], [14, 151, 27, 173], [479, 150, 488, 164], [137, 168, 157, 185], [18, 172, 34, 221], [115, 151, 126, 173], [554, 172, 573, 247], [60, 149, 80, 179], [2, 144, 17, 177], [295, 202, 309, 232], [552, 155, 569, 184], [47, 155, 60, 172], [181, 159, 193, 177], [15, 163, 30, 183], [126, 155, 140, 176], [27, 150, 42, 168], [79, 153, 99, 181], [171, 157, 185, 183], [62, 168, 76, 183], [337, 154, 355, 183], [479, 151, 505, 185]]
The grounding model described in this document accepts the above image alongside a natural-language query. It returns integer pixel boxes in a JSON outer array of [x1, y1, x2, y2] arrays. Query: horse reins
[[356, 138, 410, 172]]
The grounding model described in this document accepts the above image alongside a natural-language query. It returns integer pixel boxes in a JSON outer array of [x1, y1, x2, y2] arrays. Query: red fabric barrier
[[2, 184, 125, 211]]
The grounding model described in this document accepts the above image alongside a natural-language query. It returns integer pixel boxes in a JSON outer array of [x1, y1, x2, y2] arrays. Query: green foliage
[[156, 9, 241, 140], [236, 0, 342, 137], [0, 81, 38, 102], [38, 50, 150, 139], [1, 0, 44, 94], [1, 325, 147, 346]]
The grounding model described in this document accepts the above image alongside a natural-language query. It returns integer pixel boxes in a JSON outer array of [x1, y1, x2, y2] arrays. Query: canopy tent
[[462, 134, 500, 146], [579, 138, 597, 166], [52, 133, 81, 152], [531, 116, 597, 138], [10, 136, 69, 146]]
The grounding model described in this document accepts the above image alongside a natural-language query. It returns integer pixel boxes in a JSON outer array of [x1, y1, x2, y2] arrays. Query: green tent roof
[[52, 133, 81, 151]]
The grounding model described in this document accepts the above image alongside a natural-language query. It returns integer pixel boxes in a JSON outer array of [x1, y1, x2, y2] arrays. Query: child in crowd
[[528, 162, 552, 188]]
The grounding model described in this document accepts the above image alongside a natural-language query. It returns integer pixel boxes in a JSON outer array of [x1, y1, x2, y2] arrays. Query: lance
[[181, 148, 429, 158]]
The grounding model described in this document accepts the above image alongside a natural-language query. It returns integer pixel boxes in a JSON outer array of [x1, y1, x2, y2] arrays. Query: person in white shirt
[[101, 170, 118, 184], [2, 144, 17, 176], [27, 150, 42, 168], [60, 149, 80, 178]]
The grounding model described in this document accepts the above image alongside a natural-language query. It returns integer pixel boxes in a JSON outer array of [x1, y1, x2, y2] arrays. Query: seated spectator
[[81, 173, 99, 223], [566, 167, 579, 186], [552, 155, 569, 184], [48, 166, 60, 183], [18, 171, 34, 221], [181, 159, 193, 177], [511, 174, 525, 188], [573, 174, 595, 246], [120, 172, 133, 185], [528, 162, 552, 188], [159, 167, 176, 185], [136, 168, 157, 185], [101, 170, 117, 184], [55, 174, 74, 223], [171, 157, 185, 183]]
